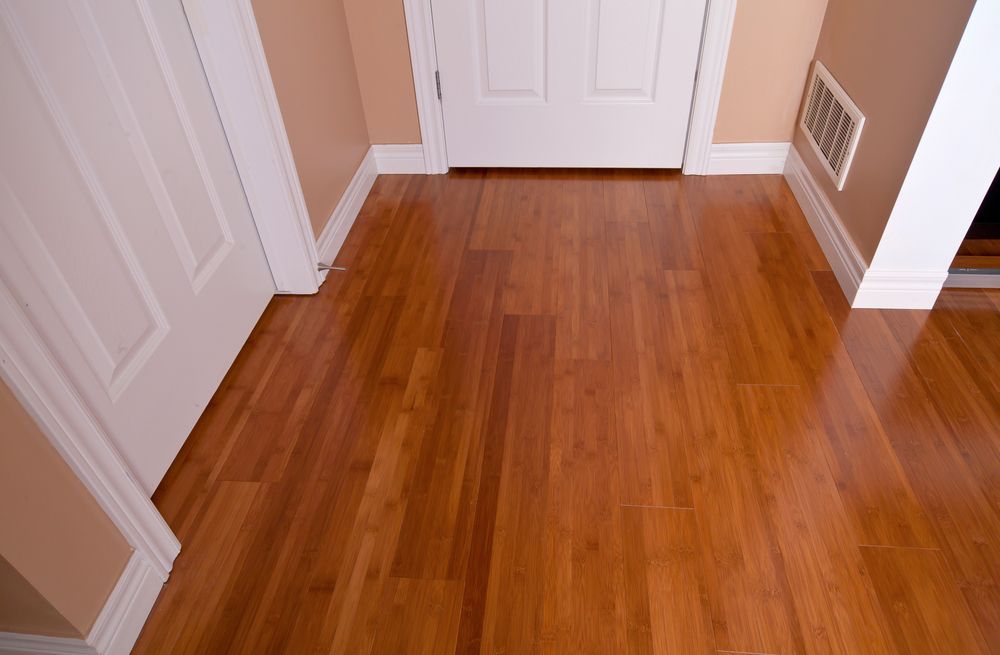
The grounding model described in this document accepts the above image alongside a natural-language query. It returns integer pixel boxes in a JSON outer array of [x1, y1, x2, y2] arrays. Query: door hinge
[[435, 70, 442, 100]]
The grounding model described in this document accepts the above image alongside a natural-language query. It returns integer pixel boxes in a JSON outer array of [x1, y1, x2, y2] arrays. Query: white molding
[[0, 554, 162, 655], [373, 144, 426, 174], [707, 142, 790, 175], [0, 286, 180, 581], [853, 271, 948, 310], [0, 633, 92, 655], [86, 552, 163, 655], [182, 0, 321, 294], [864, 0, 1000, 305], [783, 146, 866, 303], [683, 0, 738, 175], [401, 0, 449, 174], [784, 146, 951, 310], [316, 148, 378, 271], [401, 0, 734, 175]]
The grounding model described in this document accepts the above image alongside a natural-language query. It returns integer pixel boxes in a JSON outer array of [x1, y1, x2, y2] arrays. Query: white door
[[433, 0, 708, 167], [0, 0, 274, 493]]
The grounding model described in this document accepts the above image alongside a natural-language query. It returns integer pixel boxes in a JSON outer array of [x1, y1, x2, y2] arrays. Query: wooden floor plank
[[862, 546, 991, 655], [622, 507, 715, 655], [133, 171, 999, 655]]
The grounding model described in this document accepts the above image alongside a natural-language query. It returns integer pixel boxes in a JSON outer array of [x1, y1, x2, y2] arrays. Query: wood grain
[[134, 172, 1000, 654]]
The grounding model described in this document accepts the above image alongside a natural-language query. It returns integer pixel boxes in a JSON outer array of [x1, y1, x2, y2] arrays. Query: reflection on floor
[[134, 170, 999, 655]]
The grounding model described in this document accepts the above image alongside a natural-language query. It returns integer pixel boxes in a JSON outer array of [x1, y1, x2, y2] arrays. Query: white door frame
[[0, 2, 321, 651], [182, 0, 322, 294], [401, 0, 737, 175]]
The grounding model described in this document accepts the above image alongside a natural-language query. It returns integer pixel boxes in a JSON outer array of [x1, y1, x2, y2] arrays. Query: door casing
[[400, 0, 739, 174]]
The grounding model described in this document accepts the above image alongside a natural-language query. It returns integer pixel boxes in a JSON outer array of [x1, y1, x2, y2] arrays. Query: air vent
[[800, 62, 865, 190]]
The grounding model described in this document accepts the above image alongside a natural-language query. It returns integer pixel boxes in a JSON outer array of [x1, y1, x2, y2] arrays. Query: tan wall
[[0, 378, 131, 637], [253, 0, 371, 236], [337, 1, 830, 147], [792, 0, 975, 263], [0, 557, 78, 638], [343, 0, 421, 144], [714, 0, 829, 143]]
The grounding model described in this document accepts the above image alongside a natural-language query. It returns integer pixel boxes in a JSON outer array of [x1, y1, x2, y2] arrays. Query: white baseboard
[[0, 633, 92, 655], [852, 271, 948, 309], [0, 553, 163, 655], [784, 146, 866, 302], [372, 144, 426, 174], [316, 147, 378, 270], [86, 553, 163, 655], [784, 146, 947, 310], [707, 142, 790, 175]]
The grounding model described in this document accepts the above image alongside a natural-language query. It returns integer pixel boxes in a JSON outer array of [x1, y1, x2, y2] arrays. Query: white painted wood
[[0, 0, 274, 493], [401, 0, 449, 174], [0, 287, 180, 579], [786, 145, 953, 311], [862, 0, 1000, 309], [0, 633, 92, 655], [784, 146, 866, 304], [707, 142, 790, 175], [853, 271, 948, 310], [682, 0, 737, 175], [317, 148, 378, 269], [432, 0, 707, 167], [85, 553, 163, 655], [0, 553, 163, 655], [373, 144, 427, 174], [182, 0, 323, 293]]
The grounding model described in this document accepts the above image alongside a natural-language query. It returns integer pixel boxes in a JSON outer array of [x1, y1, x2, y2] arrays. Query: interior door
[[0, 0, 274, 493], [433, 0, 708, 167]]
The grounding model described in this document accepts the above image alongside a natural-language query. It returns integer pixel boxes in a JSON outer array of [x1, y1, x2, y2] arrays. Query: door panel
[[434, 0, 707, 167], [0, 0, 274, 493]]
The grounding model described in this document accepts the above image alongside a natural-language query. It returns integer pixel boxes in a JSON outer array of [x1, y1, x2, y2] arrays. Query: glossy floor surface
[[135, 171, 1000, 654]]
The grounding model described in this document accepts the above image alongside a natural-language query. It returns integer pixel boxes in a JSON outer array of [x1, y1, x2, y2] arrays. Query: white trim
[[0, 287, 180, 581], [182, 0, 321, 294], [0, 554, 162, 655], [86, 552, 163, 655], [783, 146, 866, 302], [707, 142, 790, 175], [373, 144, 427, 174], [401, 0, 449, 174], [0, 633, 92, 655], [402, 0, 736, 176], [683, 0, 738, 175], [316, 148, 378, 270], [863, 0, 1000, 307], [853, 271, 947, 310], [785, 146, 951, 310]]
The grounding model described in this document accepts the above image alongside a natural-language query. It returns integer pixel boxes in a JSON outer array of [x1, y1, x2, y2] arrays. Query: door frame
[[182, 0, 323, 294], [401, 0, 738, 175]]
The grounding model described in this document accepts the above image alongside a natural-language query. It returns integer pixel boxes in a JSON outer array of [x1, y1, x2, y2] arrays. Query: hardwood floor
[[134, 170, 1000, 655]]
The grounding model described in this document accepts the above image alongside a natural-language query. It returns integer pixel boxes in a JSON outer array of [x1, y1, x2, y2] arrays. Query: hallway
[[134, 170, 998, 654]]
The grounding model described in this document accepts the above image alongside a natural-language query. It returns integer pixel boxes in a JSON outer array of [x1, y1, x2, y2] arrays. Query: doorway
[[432, 0, 707, 167]]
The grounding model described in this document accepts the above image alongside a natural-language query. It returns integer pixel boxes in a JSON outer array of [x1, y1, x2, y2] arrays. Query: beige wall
[[337, 1, 831, 146], [343, 0, 421, 144], [714, 0, 829, 143], [792, 0, 975, 263], [253, 0, 371, 236], [0, 557, 78, 637], [0, 378, 131, 637]]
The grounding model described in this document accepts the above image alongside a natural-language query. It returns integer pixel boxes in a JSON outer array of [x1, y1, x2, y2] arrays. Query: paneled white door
[[433, 0, 707, 167], [0, 0, 274, 493]]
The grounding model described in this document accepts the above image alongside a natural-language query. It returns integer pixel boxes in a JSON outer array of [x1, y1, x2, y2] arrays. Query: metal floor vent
[[801, 61, 865, 190]]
